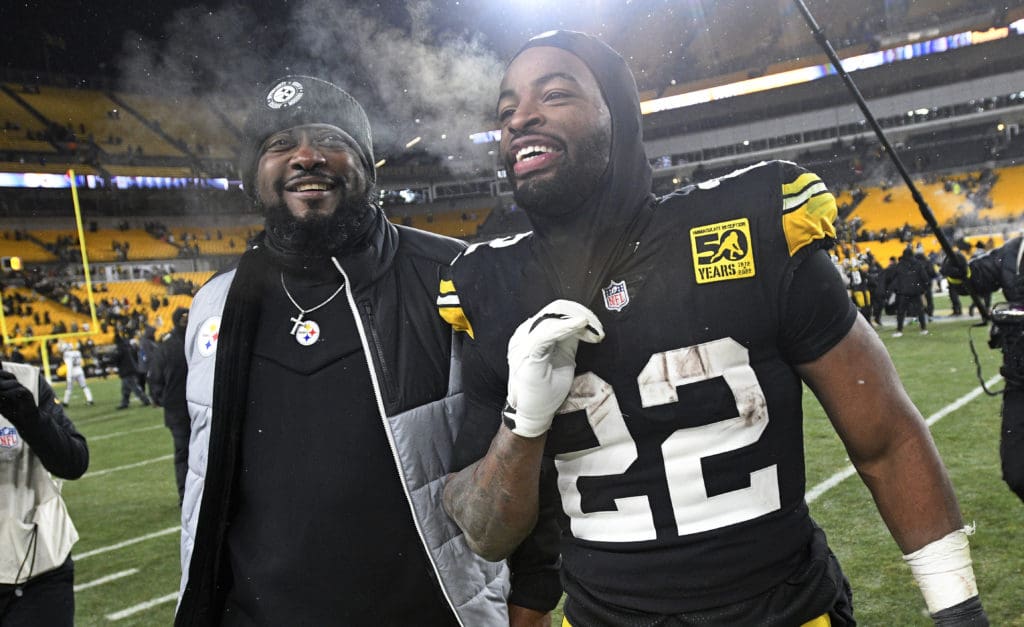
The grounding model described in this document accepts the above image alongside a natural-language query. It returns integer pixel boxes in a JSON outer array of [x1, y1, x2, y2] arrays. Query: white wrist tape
[[902, 526, 978, 614]]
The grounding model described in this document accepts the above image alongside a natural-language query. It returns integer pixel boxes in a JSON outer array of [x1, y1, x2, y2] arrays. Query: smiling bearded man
[[439, 31, 987, 627], [174, 75, 555, 627], [254, 117, 376, 260]]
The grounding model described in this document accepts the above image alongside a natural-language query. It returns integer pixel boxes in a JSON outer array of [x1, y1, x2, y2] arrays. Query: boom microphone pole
[[791, 0, 990, 322]]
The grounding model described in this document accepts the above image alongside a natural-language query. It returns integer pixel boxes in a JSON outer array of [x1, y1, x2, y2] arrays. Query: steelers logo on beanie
[[266, 80, 305, 109], [239, 75, 375, 198]]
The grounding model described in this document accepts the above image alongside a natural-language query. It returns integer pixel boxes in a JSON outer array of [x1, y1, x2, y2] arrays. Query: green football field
[[56, 313, 1023, 625]]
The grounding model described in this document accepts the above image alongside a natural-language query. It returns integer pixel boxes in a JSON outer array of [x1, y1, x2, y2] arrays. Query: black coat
[[965, 237, 1024, 302], [150, 328, 188, 426], [114, 335, 140, 376], [892, 254, 929, 296]]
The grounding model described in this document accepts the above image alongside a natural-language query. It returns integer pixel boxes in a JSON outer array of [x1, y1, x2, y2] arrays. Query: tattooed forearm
[[444, 426, 547, 561]]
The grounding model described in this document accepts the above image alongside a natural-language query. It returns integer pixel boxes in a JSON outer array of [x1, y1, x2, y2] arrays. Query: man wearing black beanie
[[440, 32, 987, 626], [176, 75, 557, 626]]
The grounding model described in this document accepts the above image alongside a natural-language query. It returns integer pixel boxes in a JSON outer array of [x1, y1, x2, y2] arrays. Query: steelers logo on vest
[[197, 316, 221, 358], [266, 80, 305, 110], [690, 218, 756, 284]]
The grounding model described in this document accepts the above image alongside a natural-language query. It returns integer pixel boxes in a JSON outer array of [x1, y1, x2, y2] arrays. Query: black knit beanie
[[238, 75, 375, 198]]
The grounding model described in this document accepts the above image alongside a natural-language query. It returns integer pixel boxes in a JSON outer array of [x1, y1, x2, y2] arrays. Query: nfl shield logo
[[602, 280, 630, 312], [0, 426, 18, 448]]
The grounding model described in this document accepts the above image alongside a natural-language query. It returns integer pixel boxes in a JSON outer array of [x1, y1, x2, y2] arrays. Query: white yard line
[[74, 526, 179, 560], [806, 375, 1002, 504], [105, 592, 178, 621], [73, 568, 138, 592], [75, 413, 138, 427], [81, 454, 174, 479], [89, 424, 165, 441]]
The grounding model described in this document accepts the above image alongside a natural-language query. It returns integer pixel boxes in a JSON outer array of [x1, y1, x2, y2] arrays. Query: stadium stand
[[1, 0, 1022, 370], [397, 207, 492, 239], [0, 234, 56, 263], [8, 83, 185, 158], [0, 89, 56, 154], [114, 93, 240, 160], [34, 228, 181, 262], [989, 164, 1024, 221]]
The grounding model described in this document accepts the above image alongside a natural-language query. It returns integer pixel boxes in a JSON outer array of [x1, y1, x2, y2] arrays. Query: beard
[[509, 125, 611, 220], [259, 188, 377, 258]]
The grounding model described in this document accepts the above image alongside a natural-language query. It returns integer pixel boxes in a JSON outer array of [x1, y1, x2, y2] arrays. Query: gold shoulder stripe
[[782, 190, 838, 256], [783, 181, 829, 213], [439, 306, 474, 339], [437, 278, 474, 338], [803, 191, 838, 220], [781, 172, 821, 198]]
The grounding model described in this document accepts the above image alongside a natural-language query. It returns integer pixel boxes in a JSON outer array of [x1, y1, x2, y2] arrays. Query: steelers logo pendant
[[294, 320, 320, 346]]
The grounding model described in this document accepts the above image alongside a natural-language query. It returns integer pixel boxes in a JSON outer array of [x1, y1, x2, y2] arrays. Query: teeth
[[294, 182, 330, 192], [515, 145, 556, 163]]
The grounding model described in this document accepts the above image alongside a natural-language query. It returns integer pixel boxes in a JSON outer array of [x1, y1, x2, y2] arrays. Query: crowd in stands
[[110, 239, 131, 261]]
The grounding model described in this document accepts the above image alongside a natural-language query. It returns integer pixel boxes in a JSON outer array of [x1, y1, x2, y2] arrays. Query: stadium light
[[375, 158, 387, 168], [405, 136, 422, 148]]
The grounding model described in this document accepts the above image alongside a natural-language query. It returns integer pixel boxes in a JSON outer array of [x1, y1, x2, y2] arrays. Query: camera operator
[[0, 361, 89, 626], [943, 236, 1024, 503]]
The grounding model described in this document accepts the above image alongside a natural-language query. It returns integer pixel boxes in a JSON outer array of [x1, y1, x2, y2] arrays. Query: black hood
[[510, 30, 654, 304]]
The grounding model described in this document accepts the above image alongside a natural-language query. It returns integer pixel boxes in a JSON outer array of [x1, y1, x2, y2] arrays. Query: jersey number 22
[[554, 338, 781, 542]]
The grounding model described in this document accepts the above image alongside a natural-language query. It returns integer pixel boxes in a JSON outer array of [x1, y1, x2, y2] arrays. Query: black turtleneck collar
[[248, 208, 399, 290], [261, 231, 344, 280]]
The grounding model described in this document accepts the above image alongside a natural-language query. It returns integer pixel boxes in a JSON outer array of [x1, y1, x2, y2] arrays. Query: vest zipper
[[359, 300, 398, 403], [331, 257, 466, 626]]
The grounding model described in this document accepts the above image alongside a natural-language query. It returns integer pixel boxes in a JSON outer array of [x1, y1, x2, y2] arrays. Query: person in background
[[891, 246, 930, 337], [967, 243, 993, 317], [150, 308, 190, 506], [0, 361, 89, 626], [917, 248, 939, 321], [113, 327, 151, 409], [943, 245, 968, 317], [60, 342, 93, 407], [137, 325, 158, 399]]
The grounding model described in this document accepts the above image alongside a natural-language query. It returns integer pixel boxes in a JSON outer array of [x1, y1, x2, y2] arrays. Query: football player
[[60, 342, 93, 407], [440, 31, 987, 626]]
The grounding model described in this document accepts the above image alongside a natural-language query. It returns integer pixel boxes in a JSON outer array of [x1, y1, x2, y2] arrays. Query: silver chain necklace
[[280, 272, 346, 345]]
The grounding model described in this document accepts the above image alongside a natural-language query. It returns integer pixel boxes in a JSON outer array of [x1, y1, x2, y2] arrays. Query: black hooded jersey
[[439, 160, 858, 614]]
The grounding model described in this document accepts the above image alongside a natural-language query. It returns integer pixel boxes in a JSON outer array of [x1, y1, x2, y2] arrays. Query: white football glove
[[504, 299, 605, 438]]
